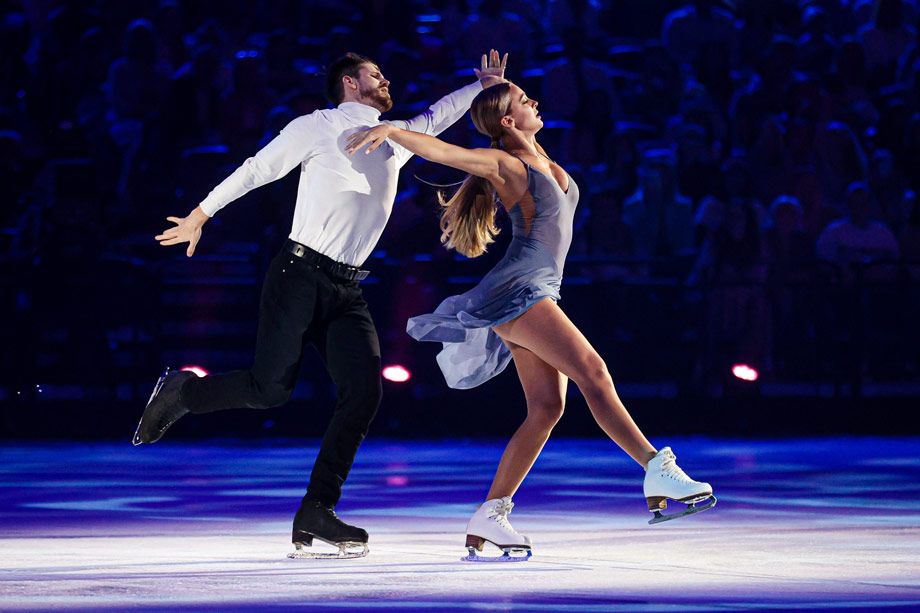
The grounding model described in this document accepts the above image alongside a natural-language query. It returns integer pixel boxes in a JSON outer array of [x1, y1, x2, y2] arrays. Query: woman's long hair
[[438, 83, 513, 257]]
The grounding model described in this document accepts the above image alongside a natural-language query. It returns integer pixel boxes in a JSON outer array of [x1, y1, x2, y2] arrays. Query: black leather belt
[[284, 240, 370, 282]]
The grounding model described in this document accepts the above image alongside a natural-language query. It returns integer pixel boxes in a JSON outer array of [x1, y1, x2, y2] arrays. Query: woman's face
[[505, 83, 543, 133]]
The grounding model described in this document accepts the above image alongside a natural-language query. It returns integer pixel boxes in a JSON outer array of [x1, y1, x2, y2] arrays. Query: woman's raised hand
[[475, 49, 508, 85]]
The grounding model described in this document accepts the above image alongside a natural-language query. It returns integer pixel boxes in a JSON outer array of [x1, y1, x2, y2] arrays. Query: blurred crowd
[[3, 0, 918, 266], [2, 0, 919, 385]]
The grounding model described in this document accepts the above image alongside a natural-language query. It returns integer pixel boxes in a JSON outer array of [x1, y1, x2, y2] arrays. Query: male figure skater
[[133, 50, 508, 558]]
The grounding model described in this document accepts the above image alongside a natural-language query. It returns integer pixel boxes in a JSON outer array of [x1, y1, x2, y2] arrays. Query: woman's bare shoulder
[[492, 152, 529, 209]]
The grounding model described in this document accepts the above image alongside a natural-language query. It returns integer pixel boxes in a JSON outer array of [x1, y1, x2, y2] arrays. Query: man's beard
[[360, 85, 393, 112]]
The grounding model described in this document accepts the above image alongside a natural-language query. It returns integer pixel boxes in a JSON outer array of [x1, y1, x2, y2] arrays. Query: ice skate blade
[[287, 540, 368, 560], [132, 368, 171, 446], [461, 546, 532, 562], [648, 495, 717, 525], [131, 422, 144, 446]]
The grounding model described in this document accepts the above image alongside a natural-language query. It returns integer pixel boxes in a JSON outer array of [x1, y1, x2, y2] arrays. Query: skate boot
[[288, 499, 369, 559], [462, 496, 532, 562], [643, 447, 716, 525], [132, 367, 195, 445]]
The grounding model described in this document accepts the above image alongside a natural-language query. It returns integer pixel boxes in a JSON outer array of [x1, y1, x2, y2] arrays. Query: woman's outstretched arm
[[346, 124, 508, 183]]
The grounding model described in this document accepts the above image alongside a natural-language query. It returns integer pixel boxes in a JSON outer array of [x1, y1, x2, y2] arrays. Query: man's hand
[[155, 206, 209, 257], [475, 49, 508, 88], [345, 124, 397, 155]]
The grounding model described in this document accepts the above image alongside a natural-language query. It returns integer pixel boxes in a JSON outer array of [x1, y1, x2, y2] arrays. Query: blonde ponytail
[[437, 174, 499, 258], [435, 83, 514, 258]]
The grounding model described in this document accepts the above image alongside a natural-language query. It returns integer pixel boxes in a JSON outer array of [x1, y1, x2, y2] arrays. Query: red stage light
[[731, 364, 759, 382], [180, 365, 208, 378], [382, 365, 411, 383]]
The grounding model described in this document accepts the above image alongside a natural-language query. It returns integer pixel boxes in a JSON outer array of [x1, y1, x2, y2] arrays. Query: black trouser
[[179, 246, 382, 507]]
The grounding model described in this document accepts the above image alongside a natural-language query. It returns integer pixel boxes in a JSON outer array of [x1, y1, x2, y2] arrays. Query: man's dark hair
[[325, 52, 376, 105]]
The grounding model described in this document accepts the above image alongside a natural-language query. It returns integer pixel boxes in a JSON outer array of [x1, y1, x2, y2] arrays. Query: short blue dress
[[406, 158, 580, 389]]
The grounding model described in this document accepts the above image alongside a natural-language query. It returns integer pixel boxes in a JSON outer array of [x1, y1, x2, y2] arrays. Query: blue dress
[[406, 159, 580, 389]]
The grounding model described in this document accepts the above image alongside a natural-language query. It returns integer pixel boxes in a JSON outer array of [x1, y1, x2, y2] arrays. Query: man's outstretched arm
[[155, 114, 319, 256]]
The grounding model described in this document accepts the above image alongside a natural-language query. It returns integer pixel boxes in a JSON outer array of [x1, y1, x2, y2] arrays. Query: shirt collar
[[337, 101, 381, 122]]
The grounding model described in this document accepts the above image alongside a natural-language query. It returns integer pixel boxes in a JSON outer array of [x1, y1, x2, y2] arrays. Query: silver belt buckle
[[292, 244, 306, 258]]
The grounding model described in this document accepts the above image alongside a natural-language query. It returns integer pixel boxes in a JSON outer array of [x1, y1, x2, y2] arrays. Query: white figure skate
[[644, 447, 716, 524], [462, 497, 532, 562]]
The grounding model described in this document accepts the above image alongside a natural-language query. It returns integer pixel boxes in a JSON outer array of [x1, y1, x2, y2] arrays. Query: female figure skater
[[347, 82, 715, 561]]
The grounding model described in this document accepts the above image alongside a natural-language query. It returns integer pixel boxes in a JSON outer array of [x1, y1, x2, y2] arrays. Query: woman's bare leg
[[485, 340, 568, 499], [495, 299, 657, 467]]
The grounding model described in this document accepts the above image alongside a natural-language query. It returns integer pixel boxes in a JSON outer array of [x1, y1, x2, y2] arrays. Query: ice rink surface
[[2, 437, 918, 611]]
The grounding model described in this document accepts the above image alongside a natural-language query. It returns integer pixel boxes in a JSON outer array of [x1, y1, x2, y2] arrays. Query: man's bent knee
[[336, 368, 382, 415], [246, 385, 292, 409]]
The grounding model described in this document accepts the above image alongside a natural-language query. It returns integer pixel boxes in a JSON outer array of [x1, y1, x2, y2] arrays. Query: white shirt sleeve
[[387, 80, 484, 167], [199, 114, 319, 217]]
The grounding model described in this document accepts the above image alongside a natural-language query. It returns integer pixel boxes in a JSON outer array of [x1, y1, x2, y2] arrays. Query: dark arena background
[[2, 0, 919, 610]]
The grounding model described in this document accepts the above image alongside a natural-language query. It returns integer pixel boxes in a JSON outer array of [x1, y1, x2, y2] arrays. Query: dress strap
[[507, 154, 533, 193], [507, 153, 530, 172]]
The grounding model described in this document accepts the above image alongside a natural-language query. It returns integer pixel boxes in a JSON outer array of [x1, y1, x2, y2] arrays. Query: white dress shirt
[[199, 81, 484, 266]]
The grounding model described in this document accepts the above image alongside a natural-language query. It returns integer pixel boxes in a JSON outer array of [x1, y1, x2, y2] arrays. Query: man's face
[[353, 63, 393, 112]]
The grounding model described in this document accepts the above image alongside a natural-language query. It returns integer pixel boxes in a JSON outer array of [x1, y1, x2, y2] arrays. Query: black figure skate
[[288, 499, 369, 559], [132, 367, 194, 445]]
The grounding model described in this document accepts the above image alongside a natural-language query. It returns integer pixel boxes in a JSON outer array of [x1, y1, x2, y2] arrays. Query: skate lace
[[487, 499, 520, 534], [322, 506, 341, 521], [659, 451, 695, 485]]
